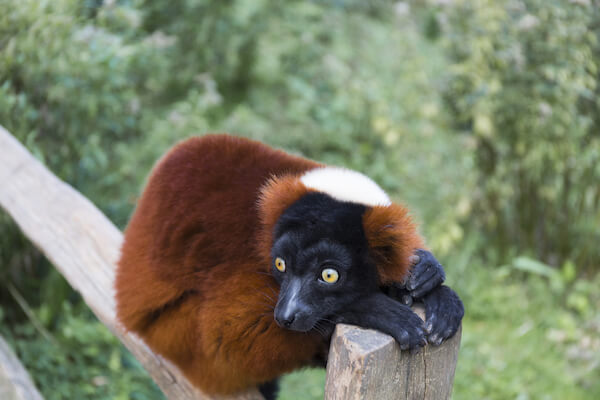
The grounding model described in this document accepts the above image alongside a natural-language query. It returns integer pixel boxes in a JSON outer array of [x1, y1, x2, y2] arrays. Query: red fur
[[115, 134, 423, 394], [363, 205, 424, 284]]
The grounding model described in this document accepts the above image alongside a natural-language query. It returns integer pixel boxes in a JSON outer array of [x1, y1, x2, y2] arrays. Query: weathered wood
[[0, 125, 263, 400], [0, 335, 44, 400], [324, 306, 461, 400]]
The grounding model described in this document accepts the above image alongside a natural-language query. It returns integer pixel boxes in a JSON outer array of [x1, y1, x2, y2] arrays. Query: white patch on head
[[300, 167, 391, 207]]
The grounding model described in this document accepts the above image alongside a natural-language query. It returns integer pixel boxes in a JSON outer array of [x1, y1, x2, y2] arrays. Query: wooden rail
[[0, 336, 44, 400], [0, 124, 460, 399]]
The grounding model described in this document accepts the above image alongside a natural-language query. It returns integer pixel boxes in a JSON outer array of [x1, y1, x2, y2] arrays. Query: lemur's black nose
[[282, 315, 295, 328], [276, 313, 295, 328]]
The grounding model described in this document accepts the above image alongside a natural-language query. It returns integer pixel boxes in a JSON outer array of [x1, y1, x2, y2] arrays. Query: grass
[[280, 368, 326, 400]]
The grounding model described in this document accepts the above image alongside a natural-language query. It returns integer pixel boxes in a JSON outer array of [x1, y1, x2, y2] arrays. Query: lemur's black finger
[[410, 274, 445, 299], [423, 285, 464, 346], [410, 337, 427, 354], [414, 248, 430, 258], [427, 320, 447, 345], [425, 314, 436, 334], [443, 327, 457, 340], [413, 250, 446, 279], [407, 263, 437, 291], [410, 347, 422, 355], [401, 294, 413, 306], [431, 333, 444, 346], [428, 320, 460, 346], [409, 254, 420, 266]]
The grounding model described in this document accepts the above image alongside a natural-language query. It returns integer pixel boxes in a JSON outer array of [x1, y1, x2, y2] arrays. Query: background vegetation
[[1, 0, 598, 398]]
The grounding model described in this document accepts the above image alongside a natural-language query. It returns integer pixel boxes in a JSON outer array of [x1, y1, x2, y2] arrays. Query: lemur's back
[[125, 135, 316, 276], [115, 135, 322, 394]]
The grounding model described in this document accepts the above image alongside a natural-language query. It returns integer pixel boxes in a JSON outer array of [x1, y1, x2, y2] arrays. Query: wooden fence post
[[325, 307, 461, 399]]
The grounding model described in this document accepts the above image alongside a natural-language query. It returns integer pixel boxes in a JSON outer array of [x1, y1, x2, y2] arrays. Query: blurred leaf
[[512, 257, 557, 278]]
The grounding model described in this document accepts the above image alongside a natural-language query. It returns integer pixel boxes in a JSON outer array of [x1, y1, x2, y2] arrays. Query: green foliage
[[0, 302, 163, 400], [0, 0, 599, 399], [447, 239, 600, 399], [440, 0, 600, 270], [279, 368, 326, 400], [0, 0, 168, 224], [120, 0, 471, 253]]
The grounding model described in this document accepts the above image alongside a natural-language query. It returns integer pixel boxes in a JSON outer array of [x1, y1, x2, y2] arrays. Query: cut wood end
[[331, 303, 428, 356], [332, 324, 395, 358], [325, 306, 462, 400]]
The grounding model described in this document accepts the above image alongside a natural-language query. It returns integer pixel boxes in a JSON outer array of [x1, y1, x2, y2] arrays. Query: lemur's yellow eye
[[321, 268, 339, 284], [275, 257, 286, 272]]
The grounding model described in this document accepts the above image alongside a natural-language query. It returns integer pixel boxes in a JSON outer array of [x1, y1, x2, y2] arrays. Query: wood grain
[[0, 336, 44, 400], [324, 305, 461, 400]]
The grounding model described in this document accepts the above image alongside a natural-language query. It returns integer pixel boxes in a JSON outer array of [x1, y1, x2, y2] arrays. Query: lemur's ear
[[256, 174, 311, 264], [362, 204, 424, 285]]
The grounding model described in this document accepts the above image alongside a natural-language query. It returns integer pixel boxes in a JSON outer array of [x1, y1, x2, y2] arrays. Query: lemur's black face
[[270, 192, 380, 332]]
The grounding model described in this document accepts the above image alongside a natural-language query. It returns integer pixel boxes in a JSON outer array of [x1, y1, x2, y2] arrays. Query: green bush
[[1, 302, 163, 400], [122, 0, 470, 252], [446, 239, 600, 399], [0, 0, 169, 223], [0, 1, 171, 396], [440, 0, 600, 271]]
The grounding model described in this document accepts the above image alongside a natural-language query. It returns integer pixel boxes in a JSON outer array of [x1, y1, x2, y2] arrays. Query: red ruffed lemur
[[115, 134, 464, 400]]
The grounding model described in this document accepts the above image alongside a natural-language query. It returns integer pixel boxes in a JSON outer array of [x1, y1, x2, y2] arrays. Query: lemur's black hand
[[383, 249, 463, 346], [334, 292, 426, 350], [422, 285, 464, 345], [405, 249, 446, 299]]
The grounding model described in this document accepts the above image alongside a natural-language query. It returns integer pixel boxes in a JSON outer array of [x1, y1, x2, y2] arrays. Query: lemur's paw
[[390, 311, 427, 351], [423, 285, 464, 346], [405, 249, 446, 299]]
